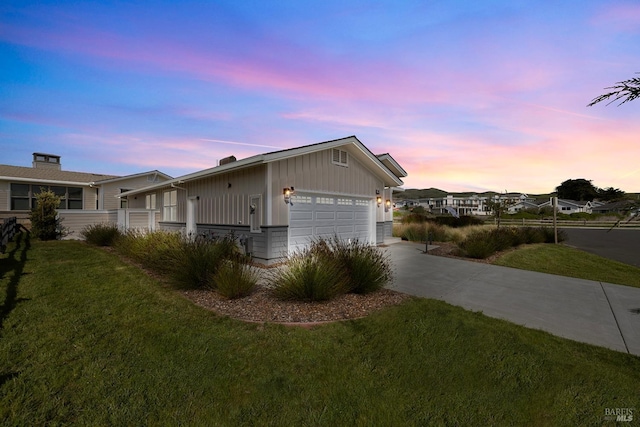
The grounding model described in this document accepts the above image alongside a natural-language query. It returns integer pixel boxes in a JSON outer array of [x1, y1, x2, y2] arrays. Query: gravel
[[181, 284, 410, 324]]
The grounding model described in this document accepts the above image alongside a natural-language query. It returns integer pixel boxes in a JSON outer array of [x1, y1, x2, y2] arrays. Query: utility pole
[[553, 196, 558, 244]]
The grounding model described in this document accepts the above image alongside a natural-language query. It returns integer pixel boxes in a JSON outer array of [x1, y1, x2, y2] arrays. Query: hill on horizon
[[399, 188, 553, 199]]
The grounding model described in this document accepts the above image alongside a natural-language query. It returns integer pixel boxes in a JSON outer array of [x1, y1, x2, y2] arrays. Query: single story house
[[120, 136, 407, 264], [0, 152, 172, 236], [538, 198, 593, 214]]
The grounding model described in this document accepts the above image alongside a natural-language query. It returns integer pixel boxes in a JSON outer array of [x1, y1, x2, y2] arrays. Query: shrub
[[538, 227, 566, 244], [432, 216, 485, 228], [397, 223, 429, 241], [321, 236, 392, 294], [116, 229, 183, 274], [30, 189, 67, 240], [401, 212, 430, 224], [171, 234, 240, 289], [456, 230, 496, 259], [214, 258, 259, 299], [81, 223, 121, 246], [269, 251, 348, 301], [457, 226, 566, 259], [519, 227, 546, 244]]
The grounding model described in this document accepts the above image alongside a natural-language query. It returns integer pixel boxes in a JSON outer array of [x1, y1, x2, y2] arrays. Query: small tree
[[30, 188, 65, 240], [485, 194, 518, 228]]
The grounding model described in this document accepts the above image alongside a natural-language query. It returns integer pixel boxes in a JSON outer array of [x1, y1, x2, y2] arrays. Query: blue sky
[[1, 0, 639, 193]]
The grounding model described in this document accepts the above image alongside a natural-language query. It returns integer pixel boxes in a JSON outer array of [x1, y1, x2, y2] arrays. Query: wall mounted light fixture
[[283, 187, 295, 204], [376, 195, 382, 207], [385, 199, 391, 212]]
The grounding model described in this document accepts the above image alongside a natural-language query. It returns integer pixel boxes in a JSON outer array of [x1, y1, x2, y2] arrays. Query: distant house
[[0, 152, 172, 235], [538, 198, 593, 214], [119, 136, 406, 264], [591, 200, 636, 215]]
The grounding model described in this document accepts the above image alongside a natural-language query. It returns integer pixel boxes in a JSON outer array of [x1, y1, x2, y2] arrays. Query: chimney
[[33, 153, 62, 170], [219, 155, 236, 166]]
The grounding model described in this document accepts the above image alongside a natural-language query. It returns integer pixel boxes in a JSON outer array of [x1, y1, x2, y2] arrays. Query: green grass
[[1, 233, 639, 425], [494, 244, 640, 288]]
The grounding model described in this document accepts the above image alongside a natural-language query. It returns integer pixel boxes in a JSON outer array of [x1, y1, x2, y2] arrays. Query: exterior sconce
[[385, 199, 391, 212], [283, 187, 295, 204], [376, 196, 382, 207]]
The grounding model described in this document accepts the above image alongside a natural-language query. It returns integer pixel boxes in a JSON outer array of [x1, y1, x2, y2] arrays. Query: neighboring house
[[120, 136, 407, 264], [591, 200, 636, 215], [538, 198, 593, 214], [421, 193, 533, 216], [0, 152, 172, 236]]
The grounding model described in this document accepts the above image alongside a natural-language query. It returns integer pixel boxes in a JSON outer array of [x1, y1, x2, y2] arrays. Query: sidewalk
[[383, 241, 640, 356]]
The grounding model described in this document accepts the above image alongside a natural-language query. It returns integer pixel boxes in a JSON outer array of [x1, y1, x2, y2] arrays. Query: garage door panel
[[291, 211, 313, 221], [337, 211, 354, 220], [290, 227, 313, 237], [315, 211, 336, 220], [336, 225, 354, 234], [355, 212, 369, 220]]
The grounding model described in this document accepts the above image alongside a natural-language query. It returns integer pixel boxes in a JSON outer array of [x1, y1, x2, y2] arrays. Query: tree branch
[[587, 73, 640, 107]]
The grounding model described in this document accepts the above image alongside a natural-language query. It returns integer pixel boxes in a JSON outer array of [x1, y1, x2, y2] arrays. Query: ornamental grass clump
[[213, 257, 259, 299], [269, 249, 348, 301], [322, 236, 392, 294], [269, 236, 393, 301], [171, 234, 240, 290], [80, 223, 122, 246], [116, 229, 183, 274]]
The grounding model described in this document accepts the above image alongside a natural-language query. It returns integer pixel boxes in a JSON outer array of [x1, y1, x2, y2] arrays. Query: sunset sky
[[1, 1, 639, 193]]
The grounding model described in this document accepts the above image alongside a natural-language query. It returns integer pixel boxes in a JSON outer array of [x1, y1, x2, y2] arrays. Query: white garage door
[[289, 193, 372, 254]]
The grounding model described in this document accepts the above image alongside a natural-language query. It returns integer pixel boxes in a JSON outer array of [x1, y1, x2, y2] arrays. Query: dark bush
[[432, 216, 485, 228], [81, 223, 121, 246], [456, 230, 496, 259], [457, 226, 566, 259], [401, 213, 430, 224]]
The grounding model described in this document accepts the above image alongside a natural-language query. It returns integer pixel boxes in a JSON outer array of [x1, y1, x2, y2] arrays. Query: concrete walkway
[[383, 241, 640, 356]]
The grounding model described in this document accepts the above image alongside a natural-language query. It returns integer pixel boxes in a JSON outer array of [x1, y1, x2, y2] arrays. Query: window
[[316, 197, 334, 205], [163, 190, 177, 221], [145, 194, 157, 209], [10, 184, 83, 210], [331, 148, 348, 167], [120, 189, 132, 209], [293, 195, 311, 204], [337, 198, 352, 205], [355, 199, 369, 206], [67, 187, 83, 209], [10, 184, 31, 210]]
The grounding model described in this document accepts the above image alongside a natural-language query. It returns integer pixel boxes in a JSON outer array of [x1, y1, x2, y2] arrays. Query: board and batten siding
[[100, 175, 165, 210], [185, 165, 266, 226], [58, 210, 118, 238], [269, 148, 383, 225]]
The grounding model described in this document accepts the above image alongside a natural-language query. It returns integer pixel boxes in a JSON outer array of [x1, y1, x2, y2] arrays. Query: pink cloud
[[593, 3, 640, 32]]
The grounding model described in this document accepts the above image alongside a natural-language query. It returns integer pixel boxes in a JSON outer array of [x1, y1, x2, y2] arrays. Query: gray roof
[[0, 164, 118, 184]]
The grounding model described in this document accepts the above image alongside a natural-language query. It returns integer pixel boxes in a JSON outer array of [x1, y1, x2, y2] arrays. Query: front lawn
[[1, 233, 639, 425], [493, 244, 640, 288]]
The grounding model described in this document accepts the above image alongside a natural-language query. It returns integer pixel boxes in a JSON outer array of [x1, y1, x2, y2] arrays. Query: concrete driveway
[[383, 241, 640, 356]]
